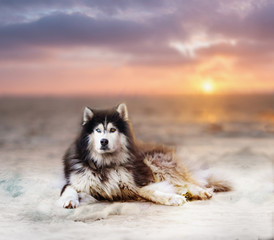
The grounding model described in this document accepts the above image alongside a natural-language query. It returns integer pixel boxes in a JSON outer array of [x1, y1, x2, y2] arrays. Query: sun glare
[[202, 81, 214, 94]]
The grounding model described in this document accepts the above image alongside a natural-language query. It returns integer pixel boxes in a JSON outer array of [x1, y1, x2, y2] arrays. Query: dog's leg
[[182, 184, 213, 200], [59, 185, 80, 209], [138, 182, 187, 206]]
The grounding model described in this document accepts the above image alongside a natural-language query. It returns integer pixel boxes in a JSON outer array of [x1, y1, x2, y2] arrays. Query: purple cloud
[[0, 0, 273, 66]]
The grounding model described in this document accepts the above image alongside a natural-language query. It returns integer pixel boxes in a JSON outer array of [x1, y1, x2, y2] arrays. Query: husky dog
[[59, 103, 230, 208]]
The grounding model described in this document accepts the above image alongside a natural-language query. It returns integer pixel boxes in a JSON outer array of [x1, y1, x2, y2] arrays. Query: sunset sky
[[0, 0, 274, 96]]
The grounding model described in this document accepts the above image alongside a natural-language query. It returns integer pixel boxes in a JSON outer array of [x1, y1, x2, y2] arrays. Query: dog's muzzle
[[100, 138, 109, 150]]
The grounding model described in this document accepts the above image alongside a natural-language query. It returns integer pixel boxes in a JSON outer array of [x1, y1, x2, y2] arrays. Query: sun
[[202, 81, 214, 94]]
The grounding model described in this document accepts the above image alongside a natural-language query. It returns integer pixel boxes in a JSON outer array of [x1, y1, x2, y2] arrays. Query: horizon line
[[0, 92, 273, 99]]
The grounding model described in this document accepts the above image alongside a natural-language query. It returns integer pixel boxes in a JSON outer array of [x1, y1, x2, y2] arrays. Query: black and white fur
[[59, 103, 231, 208]]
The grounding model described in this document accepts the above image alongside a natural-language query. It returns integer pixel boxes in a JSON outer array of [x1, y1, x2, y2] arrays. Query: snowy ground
[[0, 97, 273, 240]]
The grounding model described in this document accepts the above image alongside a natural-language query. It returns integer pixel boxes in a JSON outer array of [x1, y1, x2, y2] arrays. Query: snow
[[0, 97, 273, 240]]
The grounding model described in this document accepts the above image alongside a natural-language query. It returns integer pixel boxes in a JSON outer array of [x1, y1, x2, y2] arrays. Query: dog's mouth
[[97, 146, 116, 154], [100, 146, 110, 151]]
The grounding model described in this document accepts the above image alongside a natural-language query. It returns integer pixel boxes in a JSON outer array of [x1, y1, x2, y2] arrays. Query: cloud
[[206, 0, 274, 41], [0, 0, 274, 96], [0, 0, 170, 13], [1, 0, 273, 63], [0, 0, 174, 26], [0, 10, 190, 64], [0, 13, 145, 47]]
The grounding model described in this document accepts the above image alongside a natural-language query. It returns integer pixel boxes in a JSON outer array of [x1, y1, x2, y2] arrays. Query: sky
[[0, 0, 274, 96]]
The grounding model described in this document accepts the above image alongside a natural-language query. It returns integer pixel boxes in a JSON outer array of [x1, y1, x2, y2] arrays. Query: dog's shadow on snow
[[68, 201, 151, 222]]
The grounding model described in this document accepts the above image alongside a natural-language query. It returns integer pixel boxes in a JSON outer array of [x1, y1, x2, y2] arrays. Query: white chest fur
[[70, 166, 137, 200]]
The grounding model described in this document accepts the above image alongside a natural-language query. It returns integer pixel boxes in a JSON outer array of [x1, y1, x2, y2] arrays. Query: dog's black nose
[[100, 138, 108, 147]]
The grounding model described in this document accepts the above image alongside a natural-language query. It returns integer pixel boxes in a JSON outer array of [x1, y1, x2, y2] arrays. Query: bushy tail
[[206, 175, 232, 192], [177, 148, 232, 192]]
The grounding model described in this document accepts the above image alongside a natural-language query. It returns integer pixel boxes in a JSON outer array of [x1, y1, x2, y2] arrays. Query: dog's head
[[81, 103, 130, 155]]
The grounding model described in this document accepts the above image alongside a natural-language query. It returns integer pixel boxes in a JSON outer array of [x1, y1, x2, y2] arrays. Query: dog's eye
[[95, 128, 101, 133], [110, 128, 116, 133]]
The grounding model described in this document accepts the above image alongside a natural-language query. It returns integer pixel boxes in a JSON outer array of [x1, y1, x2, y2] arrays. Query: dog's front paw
[[63, 199, 79, 209], [198, 188, 213, 200], [192, 188, 213, 200], [58, 185, 80, 209], [166, 195, 187, 206]]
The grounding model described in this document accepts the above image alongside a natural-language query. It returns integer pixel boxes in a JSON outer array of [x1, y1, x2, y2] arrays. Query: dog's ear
[[116, 103, 128, 121], [83, 107, 93, 125]]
